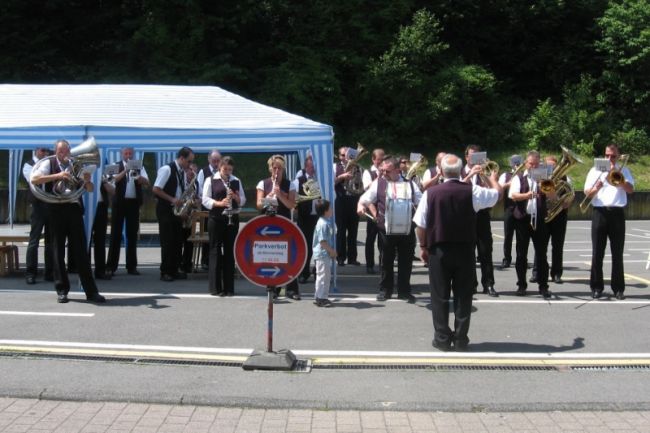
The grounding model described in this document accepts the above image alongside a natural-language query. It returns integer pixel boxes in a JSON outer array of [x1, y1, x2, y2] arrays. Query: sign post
[[235, 214, 307, 370]]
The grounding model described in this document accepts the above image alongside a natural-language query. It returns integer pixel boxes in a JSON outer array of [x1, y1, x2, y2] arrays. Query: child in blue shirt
[[312, 199, 337, 307]]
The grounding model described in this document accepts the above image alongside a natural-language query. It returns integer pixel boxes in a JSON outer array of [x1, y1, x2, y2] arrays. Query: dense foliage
[[1, 0, 649, 157]]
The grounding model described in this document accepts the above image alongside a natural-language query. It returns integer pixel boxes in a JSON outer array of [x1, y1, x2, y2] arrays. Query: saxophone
[[173, 171, 197, 224]]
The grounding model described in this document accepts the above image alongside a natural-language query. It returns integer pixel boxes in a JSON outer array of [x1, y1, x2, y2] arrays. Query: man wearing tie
[[107, 146, 149, 276], [508, 150, 552, 299]]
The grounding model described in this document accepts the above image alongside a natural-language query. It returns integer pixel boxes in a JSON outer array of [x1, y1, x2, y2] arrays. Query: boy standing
[[312, 200, 337, 307]]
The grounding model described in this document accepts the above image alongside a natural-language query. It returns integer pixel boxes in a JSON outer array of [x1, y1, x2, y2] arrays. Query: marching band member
[[413, 154, 501, 351], [420, 151, 446, 190], [91, 175, 115, 280], [461, 145, 498, 297], [361, 148, 385, 274], [497, 155, 522, 269], [583, 143, 634, 299], [531, 154, 572, 284], [180, 163, 200, 274], [152, 147, 195, 282], [197, 149, 222, 270], [294, 152, 320, 284], [107, 146, 149, 276], [334, 146, 361, 266], [357, 155, 422, 303], [508, 150, 552, 299], [23, 146, 53, 284], [30, 140, 106, 304], [256, 155, 301, 300], [202, 156, 245, 296]]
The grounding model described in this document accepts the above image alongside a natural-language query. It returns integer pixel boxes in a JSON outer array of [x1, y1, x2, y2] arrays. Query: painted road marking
[[0, 311, 94, 317]]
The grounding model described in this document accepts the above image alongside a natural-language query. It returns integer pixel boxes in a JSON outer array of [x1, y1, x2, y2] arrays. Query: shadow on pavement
[[468, 337, 585, 353]]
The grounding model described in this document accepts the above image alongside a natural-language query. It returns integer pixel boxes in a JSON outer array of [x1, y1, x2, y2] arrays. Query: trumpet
[[579, 154, 629, 213]]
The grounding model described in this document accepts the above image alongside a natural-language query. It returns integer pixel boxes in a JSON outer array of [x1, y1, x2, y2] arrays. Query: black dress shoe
[[516, 288, 526, 296], [348, 260, 361, 266], [398, 294, 416, 303], [160, 274, 174, 282], [26, 276, 36, 285], [95, 272, 112, 280], [552, 275, 563, 284], [366, 267, 376, 274], [226, 292, 235, 297], [540, 290, 552, 300], [482, 287, 489, 294], [57, 294, 69, 303], [453, 341, 469, 352], [615, 292, 626, 300], [592, 290, 603, 299], [289, 293, 301, 300], [501, 258, 511, 268], [376, 293, 387, 301], [127, 269, 141, 276], [174, 272, 188, 280], [87, 293, 106, 303], [337, 260, 345, 267], [432, 339, 452, 352], [529, 276, 537, 283], [488, 287, 499, 297]]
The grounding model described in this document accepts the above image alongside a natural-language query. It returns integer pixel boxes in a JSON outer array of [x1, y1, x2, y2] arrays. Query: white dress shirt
[[412, 178, 499, 228], [201, 172, 246, 210], [197, 165, 218, 199], [583, 166, 633, 207], [154, 161, 185, 200], [362, 166, 380, 190], [359, 177, 423, 209]]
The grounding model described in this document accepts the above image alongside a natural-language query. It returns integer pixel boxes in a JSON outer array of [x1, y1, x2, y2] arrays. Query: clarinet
[[224, 175, 235, 226]]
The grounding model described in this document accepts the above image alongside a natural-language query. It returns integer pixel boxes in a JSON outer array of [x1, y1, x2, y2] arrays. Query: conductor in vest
[[413, 154, 500, 351]]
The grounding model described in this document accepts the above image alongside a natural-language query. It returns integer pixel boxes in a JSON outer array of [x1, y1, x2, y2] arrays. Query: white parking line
[[0, 311, 94, 317]]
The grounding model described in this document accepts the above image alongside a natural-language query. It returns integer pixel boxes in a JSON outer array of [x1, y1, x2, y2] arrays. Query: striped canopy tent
[[0, 85, 335, 245]]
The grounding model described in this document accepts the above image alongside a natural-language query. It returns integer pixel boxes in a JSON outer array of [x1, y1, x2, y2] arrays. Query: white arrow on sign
[[260, 226, 282, 236], [259, 266, 281, 277]]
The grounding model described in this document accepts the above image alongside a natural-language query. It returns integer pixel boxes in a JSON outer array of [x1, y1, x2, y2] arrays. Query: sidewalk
[[1, 398, 649, 433]]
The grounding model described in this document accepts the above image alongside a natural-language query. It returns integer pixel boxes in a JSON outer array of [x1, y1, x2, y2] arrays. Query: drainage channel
[[3, 350, 650, 372]]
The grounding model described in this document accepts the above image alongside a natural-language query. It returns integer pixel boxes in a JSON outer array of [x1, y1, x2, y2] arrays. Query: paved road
[[0, 220, 649, 415]]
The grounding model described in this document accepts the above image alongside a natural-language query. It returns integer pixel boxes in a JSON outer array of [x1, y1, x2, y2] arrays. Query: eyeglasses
[[400, 160, 408, 164]]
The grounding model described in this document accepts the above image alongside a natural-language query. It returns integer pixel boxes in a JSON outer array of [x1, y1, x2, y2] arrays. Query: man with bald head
[[413, 154, 501, 351]]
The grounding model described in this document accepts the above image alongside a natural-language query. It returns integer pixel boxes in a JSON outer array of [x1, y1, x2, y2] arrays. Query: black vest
[[114, 161, 143, 206], [424, 180, 476, 246], [513, 174, 547, 220], [261, 177, 291, 219], [335, 162, 346, 197], [210, 176, 240, 218], [156, 162, 181, 213]]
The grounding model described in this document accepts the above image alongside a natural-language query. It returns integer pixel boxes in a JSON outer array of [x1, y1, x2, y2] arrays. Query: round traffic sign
[[234, 215, 307, 287]]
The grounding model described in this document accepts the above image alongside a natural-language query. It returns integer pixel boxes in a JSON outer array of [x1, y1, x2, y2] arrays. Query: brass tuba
[[544, 145, 583, 223], [405, 155, 428, 190], [295, 178, 322, 203], [343, 143, 367, 195], [30, 137, 100, 204]]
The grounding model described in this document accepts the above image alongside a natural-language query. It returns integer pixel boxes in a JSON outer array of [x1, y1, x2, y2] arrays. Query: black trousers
[[181, 227, 193, 272], [107, 199, 140, 272], [25, 200, 52, 279], [378, 229, 415, 297], [514, 215, 550, 291], [157, 207, 184, 277], [365, 218, 384, 269], [428, 243, 475, 347], [475, 210, 494, 289], [201, 207, 209, 266], [590, 207, 626, 294], [502, 206, 515, 263], [298, 214, 319, 278], [532, 209, 568, 279], [208, 216, 238, 294], [49, 203, 98, 296], [91, 201, 109, 277], [335, 195, 360, 263]]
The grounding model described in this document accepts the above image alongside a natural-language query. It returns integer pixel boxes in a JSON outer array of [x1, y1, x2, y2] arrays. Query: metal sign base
[[242, 349, 297, 371]]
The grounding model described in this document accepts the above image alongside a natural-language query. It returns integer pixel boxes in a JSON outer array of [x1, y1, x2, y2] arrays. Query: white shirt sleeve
[[362, 169, 372, 190], [411, 180, 423, 206], [472, 185, 499, 212], [291, 178, 300, 193], [30, 159, 52, 181], [154, 165, 172, 189], [508, 175, 522, 199], [256, 180, 264, 191], [422, 168, 432, 183], [498, 172, 507, 186], [358, 179, 378, 207], [583, 168, 600, 194], [140, 165, 149, 181], [412, 190, 428, 228], [22, 162, 33, 183], [238, 180, 247, 207], [196, 170, 206, 199], [201, 175, 214, 209]]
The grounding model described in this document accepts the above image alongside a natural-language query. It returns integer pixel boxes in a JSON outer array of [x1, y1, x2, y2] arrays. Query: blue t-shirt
[[312, 217, 334, 260]]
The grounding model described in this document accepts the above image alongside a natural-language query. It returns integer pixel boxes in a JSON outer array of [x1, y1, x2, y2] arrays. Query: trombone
[[579, 154, 629, 213]]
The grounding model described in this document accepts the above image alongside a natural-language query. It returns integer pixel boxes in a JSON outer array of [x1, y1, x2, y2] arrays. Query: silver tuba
[[30, 137, 100, 204], [343, 143, 367, 195], [173, 171, 198, 225]]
